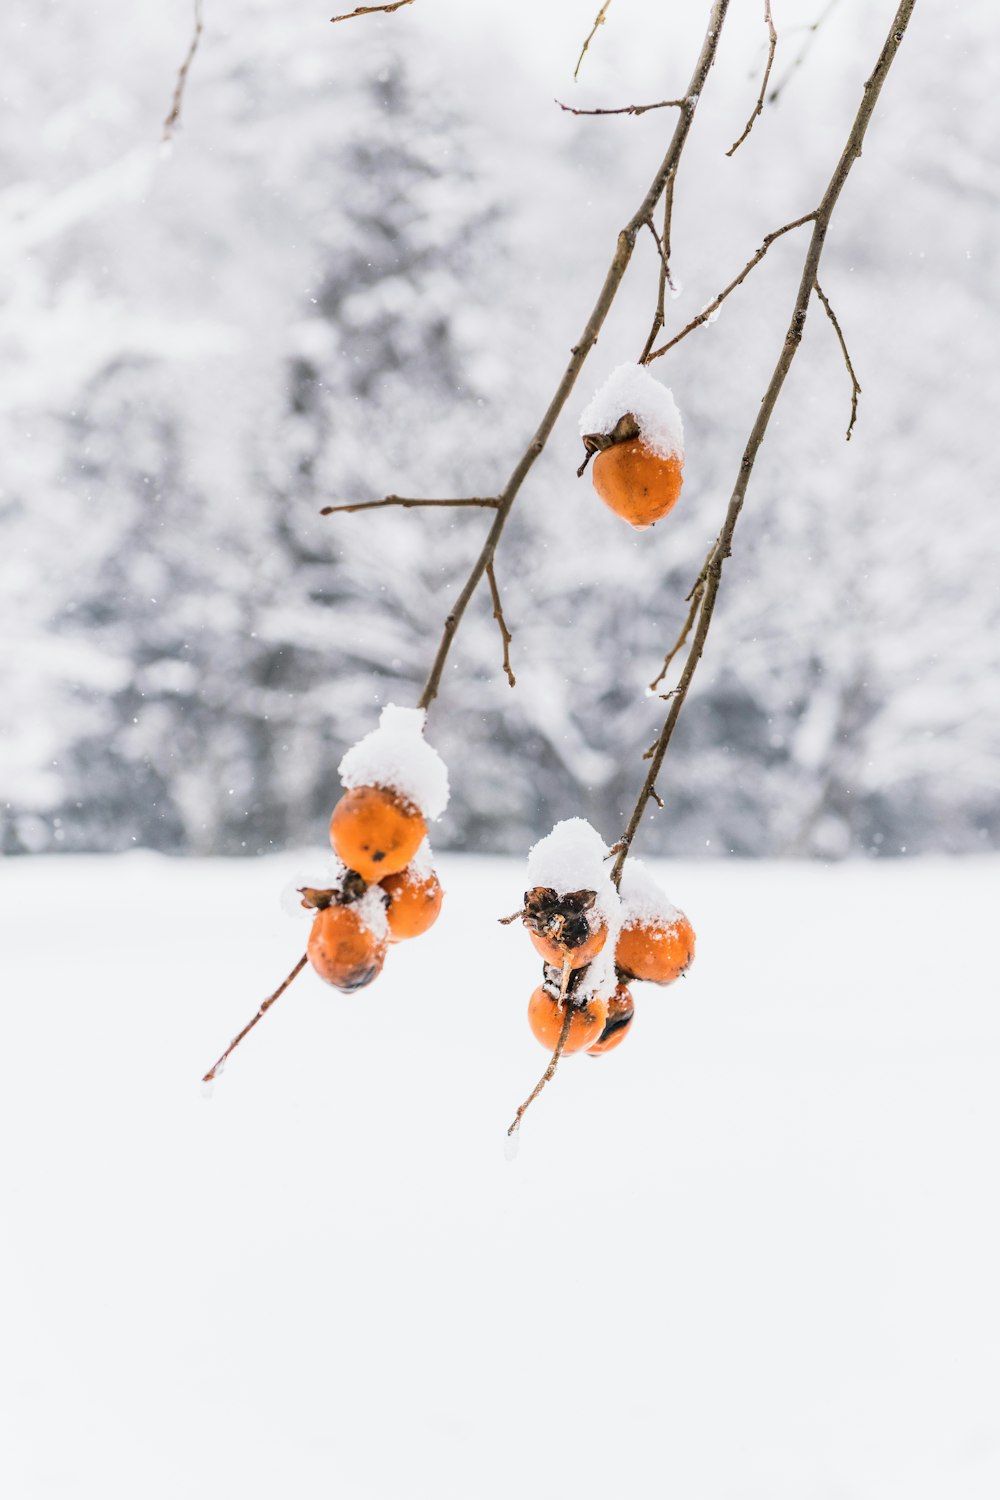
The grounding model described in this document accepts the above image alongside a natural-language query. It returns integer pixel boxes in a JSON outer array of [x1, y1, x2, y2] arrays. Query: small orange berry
[[329, 784, 426, 882], [592, 440, 683, 530], [526, 986, 608, 1054], [307, 904, 387, 992], [381, 864, 443, 942], [615, 912, 695, 986], [587, 983, 634, 1056]]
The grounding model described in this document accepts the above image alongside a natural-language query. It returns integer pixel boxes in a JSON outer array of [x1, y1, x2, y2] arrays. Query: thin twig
[[507, 1000, 575, 1138], [556, 97, 687, 117], [320, 496, 498, 516], [330, 0, 415, 22], [639, 177, 676, 363], [649, 564, 707, 691], [611, 0, 917, 888], [202, 953, 309, 1083], [162, 0, 204, 144], [814, 279, 862, 440], [574, 1, 614, 81], [486, 560, 516, 688], [646, 213, 816, 363], [417, 2, 732, 712], [726, 0, 777, 156], [769, 0, 842, 104]]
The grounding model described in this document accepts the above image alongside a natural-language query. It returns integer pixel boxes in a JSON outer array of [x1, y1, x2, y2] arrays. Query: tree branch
[[726, 0, 777, 157], [202, 953, 308, 1083], [162, 0, 204, 144], [639, 182, 677, 362], [417, 1, 732, 713], [646, 212, 816, 363], [320, 495, 498, 516], [486, 560, 516, 689], [611, 0, 917, 887], [556, 98, 687, 118], [648, 562, 708, 691], [574, 1, 614, 82], [507, 994, 574, 1139], [814, 278, 862, 440], [330, 0, 415, 22]]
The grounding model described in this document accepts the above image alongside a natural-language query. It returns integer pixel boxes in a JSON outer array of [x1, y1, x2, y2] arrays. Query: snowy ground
[[2, 851, 999, 1499]]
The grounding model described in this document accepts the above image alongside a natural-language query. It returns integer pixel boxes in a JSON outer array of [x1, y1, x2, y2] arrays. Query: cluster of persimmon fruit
[[302, 782, 443, 991], [503, 883, 696, 1061]]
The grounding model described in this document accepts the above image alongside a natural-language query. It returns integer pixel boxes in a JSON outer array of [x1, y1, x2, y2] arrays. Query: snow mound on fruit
[[526, 818, 622, 1000], [338, 705, 449, 821], [579, 362, 684, 461], [618, 859, 682, 931]]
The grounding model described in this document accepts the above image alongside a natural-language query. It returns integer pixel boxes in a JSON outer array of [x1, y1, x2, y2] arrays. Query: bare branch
[[574, 1, 614, 82], [648, 563, 707, 691], [726, 0, 777, 157], [769, 0, 842, 104], [202, 953, 308, 1083], [320, 495, 498, 516], [486, 560, 516, 689], [417, 2, 733, 712], [330, 0, 415, 22], [612, 0, 917, 887], [162, 0, 204, 144], [507, 995, 574, 1139], [814, 279, 862, 440], [639, 183, 676, 363], [646, 212, 816, 363], [556, 97, 687, 118]]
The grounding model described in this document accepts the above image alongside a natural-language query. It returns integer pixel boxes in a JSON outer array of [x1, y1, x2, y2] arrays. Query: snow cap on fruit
[[579, 362, 684, 461], [338, 704, 449, 821]]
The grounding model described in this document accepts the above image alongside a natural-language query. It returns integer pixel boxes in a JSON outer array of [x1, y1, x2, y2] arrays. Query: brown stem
[[417, 0, 732, 713], [648, 564, 707, 691], [814, 279, 862, 440], [646, 213, 816, 364], [162, 0, 204, 144], [320, 496, 498, 516], [486, 559, 516, 688], [507, 999, 575, 1138], [726, 0, 777, 157], [611, 0, 917, 888], [202, 953, 308, 1082], [639, 180, 676, 363], [556, 98, 687, 118], [330, 0, 415, 22], [574, 1, 614, 81]]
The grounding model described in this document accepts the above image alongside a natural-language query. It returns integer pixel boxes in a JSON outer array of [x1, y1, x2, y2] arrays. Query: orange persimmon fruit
[[587, 983, 635, 1056], [615, 912, 695, 986], [381, 864, 443, 942], [526, 986, 608, 1054], [592, 440, 683, 531], [307, 903, 387, 992], [329, 784, 426, 882], [528, 919, 607, 970]]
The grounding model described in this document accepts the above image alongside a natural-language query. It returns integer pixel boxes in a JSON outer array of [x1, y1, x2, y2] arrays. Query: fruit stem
[[202, 953, 309, 1083], [506, 1000, 575, 1139]]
